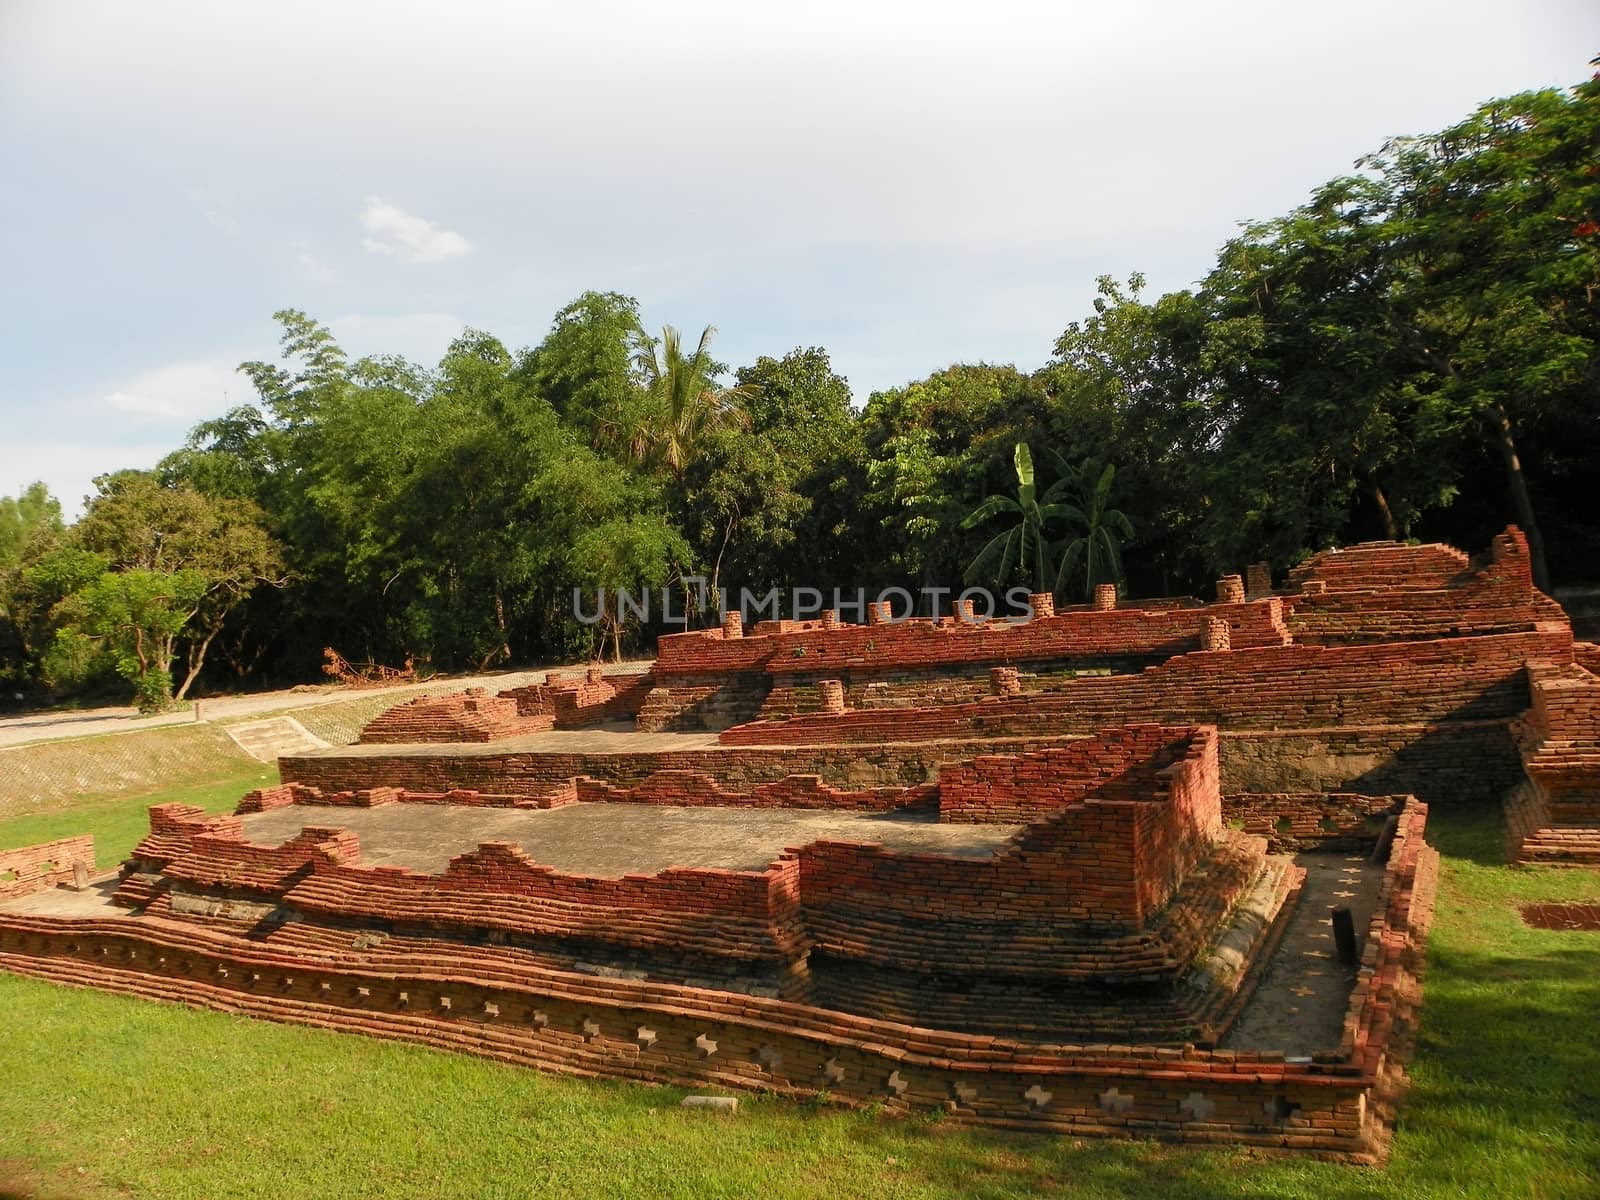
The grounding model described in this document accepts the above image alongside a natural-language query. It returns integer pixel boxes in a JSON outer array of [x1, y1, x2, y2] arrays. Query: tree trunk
[[1484, 402, 1551, 591], [1372, 483, 1398, 541], [174, 627, 220, 701], [709, 512, 737, 618]]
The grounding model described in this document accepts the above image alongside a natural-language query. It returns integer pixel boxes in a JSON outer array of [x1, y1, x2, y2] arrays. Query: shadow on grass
[[1397, 934, 1600, 1197], [1420, 794, 1508, 867]]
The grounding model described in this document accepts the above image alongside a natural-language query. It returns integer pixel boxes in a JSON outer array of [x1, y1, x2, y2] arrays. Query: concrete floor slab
[[237, 802, 1024, 876]]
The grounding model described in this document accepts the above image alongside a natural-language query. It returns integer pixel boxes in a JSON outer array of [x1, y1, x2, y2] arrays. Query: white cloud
[[98, 361, 241, 424], [359, 197, 473, 263], [294, 242, 338, 284]]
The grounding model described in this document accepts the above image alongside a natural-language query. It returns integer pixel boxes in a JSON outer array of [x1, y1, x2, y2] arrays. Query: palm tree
[[1052, 459, 1135, 601], [628, 322, 754, 480], [960, 443, 1075, 593]]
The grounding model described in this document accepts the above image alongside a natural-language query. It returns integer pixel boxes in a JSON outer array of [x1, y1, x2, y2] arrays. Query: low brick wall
[[573, 771, 932, 812], [1506, 660, 1600, 864], [1284, 527, 1542, 644], [936, 725, 1200, 822], [359, 691, 553, 743], [282, 718, 1522, 810], [281, 734, 1091, 796], [1222, 793, 1405, 853], [719, 631, 1562, 749], [650, 598, 1289, 679], [0, 836, 94, 900]]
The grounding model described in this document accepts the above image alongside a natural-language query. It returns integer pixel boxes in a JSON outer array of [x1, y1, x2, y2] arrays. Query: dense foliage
[[2, 70, 1596, 703]]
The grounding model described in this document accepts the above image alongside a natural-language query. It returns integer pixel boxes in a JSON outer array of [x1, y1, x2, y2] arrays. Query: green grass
[[1, 795, 1598, 1199], [0, 766, 277, 868]]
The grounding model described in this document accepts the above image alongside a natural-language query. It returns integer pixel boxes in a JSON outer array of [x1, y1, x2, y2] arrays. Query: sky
[[2, 0, 1596, 515]]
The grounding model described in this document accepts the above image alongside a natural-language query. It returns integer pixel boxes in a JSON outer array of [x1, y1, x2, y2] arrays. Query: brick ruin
[[2, 526, 1596, 1163]]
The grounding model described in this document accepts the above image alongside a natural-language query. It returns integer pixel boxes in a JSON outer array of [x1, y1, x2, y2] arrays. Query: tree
[[0, 482, 63, 570], [1042, 275, 1216, 593], [0, 484, 67, 690], [570, 515, 690, 661], [1195, 71, 1600, 587], [729, 348, 863, 594], [862, 365, 1049, 598], [1361, 75, 1600, 589], [526, 443, 686, 661], [960, 443, 1071, 594], [1052, 459, 1135, 601], [628, 322, 755, 480], [65, 472, 288, 703], [52, 566, 209, 711]]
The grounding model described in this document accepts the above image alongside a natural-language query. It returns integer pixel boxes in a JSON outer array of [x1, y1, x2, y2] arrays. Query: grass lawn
[[0, 766, 278, 871], [0, 792, 1597, 1199]]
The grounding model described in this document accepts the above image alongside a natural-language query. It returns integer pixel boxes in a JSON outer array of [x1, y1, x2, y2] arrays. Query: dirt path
[[0, 661, 653, 750]]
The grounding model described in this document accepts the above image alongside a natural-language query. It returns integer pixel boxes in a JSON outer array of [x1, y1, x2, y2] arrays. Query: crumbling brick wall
[[720, 630, 1564, 747], [0, 836, 94, 900], [1222, 792, 1405, 852], [573, 771, 933, 812], [1506, 660, 1600, 863], [359, 690, 552, 743], [936, 725, 1199, 822]]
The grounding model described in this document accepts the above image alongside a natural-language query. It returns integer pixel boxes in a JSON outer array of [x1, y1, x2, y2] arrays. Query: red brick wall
[[1284, 530, 1541, 644], [359, 691, 552, 743], [279, 734, 1089, 797], [1286, 538, 1474, 592], [1222, 792, 1405, 852], [287, 841, 804, 967], [0, 836, 94, 900], [653, 598, 1292, 680], [799, 727, 1224, 934], [936, 725, 1199, 821], [719, 629, 1566, 747], [573, 771, 933, 812], [127, 804, 246, 870], [1506, 660, 1600, 863], [0, 902, 1406, 1162]]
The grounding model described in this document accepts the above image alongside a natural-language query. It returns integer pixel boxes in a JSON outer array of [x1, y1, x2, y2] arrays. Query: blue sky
[[2, 0, 1596, 514]]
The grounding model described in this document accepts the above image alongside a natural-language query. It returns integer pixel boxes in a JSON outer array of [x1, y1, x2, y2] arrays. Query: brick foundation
[[0, 798, 1437, 1162]]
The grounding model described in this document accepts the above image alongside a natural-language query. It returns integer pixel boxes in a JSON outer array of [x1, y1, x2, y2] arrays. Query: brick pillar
[[954, 598, 977, 623], [990, 666, 1021, 696], [722, 610, 743, 639], [818, 679, 846, 714], [1246, 562, 1272, 599], [586, 666, 604, 684], [1201, 617, 1231, 652], [1216, 574, 1245, 605], [866, 600, 892, 625], [1028, 592, 1055, 620], [1093, 583, 1117, 611], [822, 609, 840, 630]]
